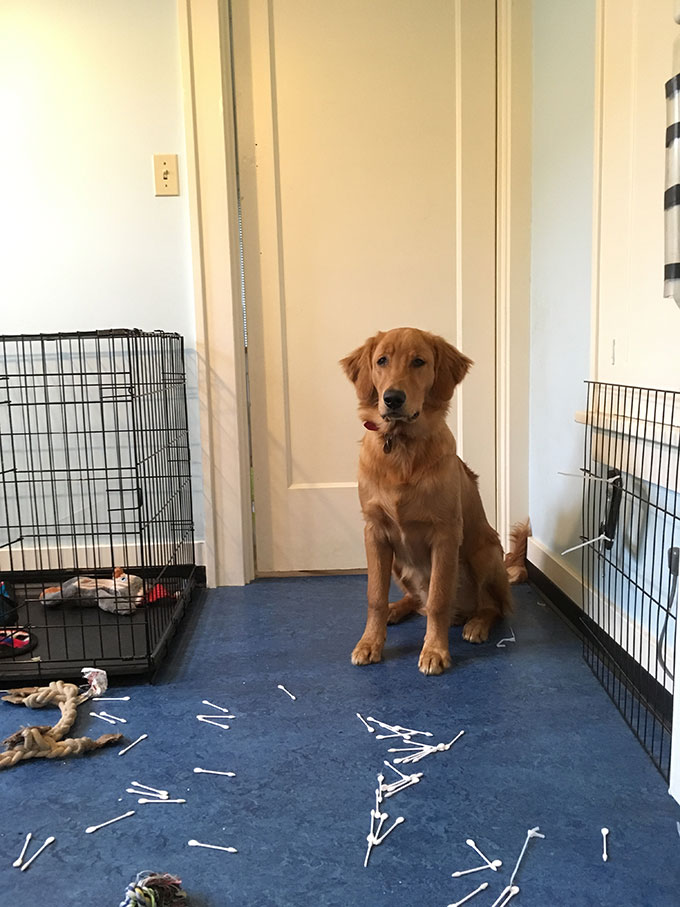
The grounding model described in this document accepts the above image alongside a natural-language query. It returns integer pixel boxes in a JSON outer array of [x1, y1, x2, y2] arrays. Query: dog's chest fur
[[358, 440, 461, 565]]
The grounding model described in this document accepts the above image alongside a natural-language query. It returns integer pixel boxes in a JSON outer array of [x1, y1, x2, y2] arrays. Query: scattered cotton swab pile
[[125, 780, 186, 805], [357, 713, 465, 866], [196, 699, 234, 730], [363, 776, 405, 868]]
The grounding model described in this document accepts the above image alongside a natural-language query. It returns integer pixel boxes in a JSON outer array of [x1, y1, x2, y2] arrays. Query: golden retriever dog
[[341, 327, 512, 675]]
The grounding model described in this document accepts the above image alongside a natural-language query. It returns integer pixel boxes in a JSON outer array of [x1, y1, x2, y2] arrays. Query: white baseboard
[[527, 536, 673, 696], [194, 539, 207, 568], [527, 536, 583, 607]]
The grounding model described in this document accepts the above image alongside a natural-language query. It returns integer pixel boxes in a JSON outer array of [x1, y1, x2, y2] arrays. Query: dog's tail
[[504, 519, 531, 584]]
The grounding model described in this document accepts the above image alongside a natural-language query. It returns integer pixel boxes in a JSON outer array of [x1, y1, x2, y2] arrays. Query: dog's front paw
[[418, 645, 451, 675], [387, 596, 417, 624], [351, 636, 384, 665], [462, 616, 492, 643]]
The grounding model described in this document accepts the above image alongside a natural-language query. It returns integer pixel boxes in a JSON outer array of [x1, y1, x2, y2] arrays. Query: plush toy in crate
[[40, 567, 144, 615]]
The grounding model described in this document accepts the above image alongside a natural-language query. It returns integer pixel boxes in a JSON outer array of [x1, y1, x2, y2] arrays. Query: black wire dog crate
[[0, 330, 197, 682], [581, 381, 679, 780]]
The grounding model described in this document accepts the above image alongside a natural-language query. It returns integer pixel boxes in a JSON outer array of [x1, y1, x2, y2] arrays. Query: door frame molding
[[178, 0, 254, 585], [495, 0, 531, 549], [178, 0, 531, 583]]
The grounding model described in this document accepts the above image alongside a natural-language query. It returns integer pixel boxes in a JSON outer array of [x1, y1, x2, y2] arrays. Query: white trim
[[671, 632, 680, 804], [590, 0, 605, 381], [575, 394, 680, 489], [495, 0, 532, 548], [527, 536, 584, 607], [528, 534, 673, 696], [453, 0, 465, 452], [194, 539, 207, 568], [178, 0, 254, 586], [288, 483, 358, 492]]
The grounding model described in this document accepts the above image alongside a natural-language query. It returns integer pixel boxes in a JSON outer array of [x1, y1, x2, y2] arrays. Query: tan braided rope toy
[[0, 679, 122, 770]]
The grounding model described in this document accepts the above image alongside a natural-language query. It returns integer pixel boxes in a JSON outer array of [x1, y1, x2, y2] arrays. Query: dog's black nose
[[383, 389, 406, 411]]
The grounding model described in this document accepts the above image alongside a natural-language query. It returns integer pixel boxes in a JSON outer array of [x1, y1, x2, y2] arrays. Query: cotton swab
[[601, 827, 609, 861], [197, 716, 230, 729], [126, 788, 168, 799], [188, 839, 237, 853], [509, 826, 544, 886], [366, 716, 432, 737], [393, 731, 465, 764], [90, 712, 116, 724], [490, 886, 514, 907], [466, 838, 501, 870], [363, 808, 387, 868], [371, 815, 404, 845], [93, 696, 131, 701], [496, 627, 516, 648], [383, 760, 410, 781], [277, 684, 296, 700], [138, 798, 186, 804], [118, 734, 147, 756], [99, 710, 126, 724], [561, 533, 610, 556], [381, 775, 422, 798], [447, 881, 489, 907], [497, 886, 520, 907], [364, 774, 391, 869], [558, 470, 621, 484], [452, 861, 502, 877], [19, 836, 54, 872], [13, 832, 32, 868], [193, 767, 236, 777], [85, 810, 135, 834], [357, 712, 374, 732], [130, 781, 169, 797], [201, 700, 233, 714]]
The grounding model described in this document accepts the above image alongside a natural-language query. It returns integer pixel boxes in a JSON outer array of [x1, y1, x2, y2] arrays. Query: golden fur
[[341, 327, 512, 675], [504, 519, 531, 584]]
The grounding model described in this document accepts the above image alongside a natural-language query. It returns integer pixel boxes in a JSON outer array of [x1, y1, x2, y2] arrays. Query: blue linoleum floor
[[1, 576, 679, 906]]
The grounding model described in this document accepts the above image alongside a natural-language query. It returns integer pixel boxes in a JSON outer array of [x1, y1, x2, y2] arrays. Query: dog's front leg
[[418, 534, 461, 675], [351, 525, 392, 665]]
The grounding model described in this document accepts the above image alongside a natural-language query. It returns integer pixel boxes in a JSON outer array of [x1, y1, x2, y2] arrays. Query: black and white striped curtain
[[665, 73, 680, 308]]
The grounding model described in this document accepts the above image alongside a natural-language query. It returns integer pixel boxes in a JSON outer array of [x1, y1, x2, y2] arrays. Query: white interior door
[[233, 0, 497, 573]]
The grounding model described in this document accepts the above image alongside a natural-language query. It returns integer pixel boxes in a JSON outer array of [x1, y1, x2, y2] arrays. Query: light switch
[[153, 154, 179, 196]]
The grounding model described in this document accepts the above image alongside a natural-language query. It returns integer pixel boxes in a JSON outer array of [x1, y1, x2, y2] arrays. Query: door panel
[[233, 0, 497, 572]]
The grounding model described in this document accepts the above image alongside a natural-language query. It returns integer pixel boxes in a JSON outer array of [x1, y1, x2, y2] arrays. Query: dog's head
[[340, 327, 472, 424]]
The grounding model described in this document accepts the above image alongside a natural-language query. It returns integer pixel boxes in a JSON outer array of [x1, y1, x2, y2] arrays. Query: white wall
[[0, 0, 204, 540], [529, 0, 597, 589]]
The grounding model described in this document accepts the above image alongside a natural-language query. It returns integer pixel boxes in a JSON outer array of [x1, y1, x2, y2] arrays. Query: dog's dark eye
[[412, 357, 426, 368], [376, 356, 388, 366]]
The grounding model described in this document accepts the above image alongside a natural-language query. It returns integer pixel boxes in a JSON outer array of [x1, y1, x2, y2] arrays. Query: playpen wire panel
[[581, 381, 679, 780]]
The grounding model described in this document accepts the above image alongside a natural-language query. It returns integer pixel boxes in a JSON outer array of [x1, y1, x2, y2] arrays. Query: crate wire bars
[[581, 381, 679, 780], [0, 330, 197, 681]]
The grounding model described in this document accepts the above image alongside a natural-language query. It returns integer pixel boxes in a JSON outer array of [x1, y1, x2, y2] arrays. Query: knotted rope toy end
[[119, 871, 189, 907]]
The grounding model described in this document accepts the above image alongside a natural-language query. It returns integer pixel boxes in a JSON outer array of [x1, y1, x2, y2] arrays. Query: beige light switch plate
[[153, 154, 179, 196]]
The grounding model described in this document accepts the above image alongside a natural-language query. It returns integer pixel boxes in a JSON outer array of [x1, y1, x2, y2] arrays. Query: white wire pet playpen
[[580, 381, 678, 782]]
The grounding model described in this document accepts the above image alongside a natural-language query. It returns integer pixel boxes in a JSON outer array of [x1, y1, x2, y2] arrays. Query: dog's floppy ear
[[340, 334, 381, 404], [430, 335, 473, 404]]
